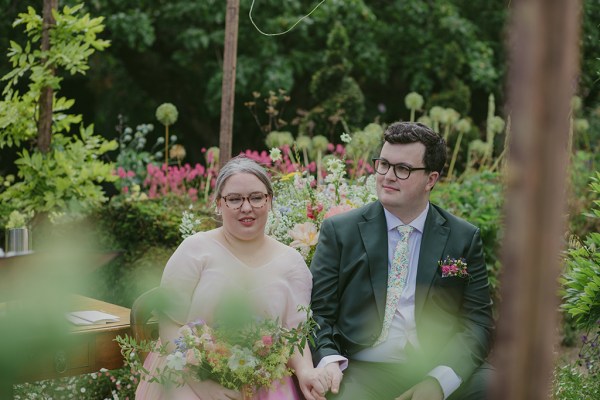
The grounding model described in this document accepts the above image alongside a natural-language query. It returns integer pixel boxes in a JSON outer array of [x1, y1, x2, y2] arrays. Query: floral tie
[[374, 224, 414, 346]]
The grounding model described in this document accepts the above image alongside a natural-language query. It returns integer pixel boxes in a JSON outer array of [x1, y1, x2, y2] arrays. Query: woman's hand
[[189, 378, 242, 400], [296, 367, 331, 400]]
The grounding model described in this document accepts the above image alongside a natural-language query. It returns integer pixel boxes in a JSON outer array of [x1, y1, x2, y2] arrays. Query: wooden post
[[218, 0, 239, 167], [37, 0, 58, 154], [490, 1, 581, 399]]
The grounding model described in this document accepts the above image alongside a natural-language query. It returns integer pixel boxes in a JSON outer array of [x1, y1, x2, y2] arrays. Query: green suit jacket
[[310, 201, 494, 381]]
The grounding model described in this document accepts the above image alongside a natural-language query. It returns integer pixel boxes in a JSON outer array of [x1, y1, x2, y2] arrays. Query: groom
[[310, 122, 494, 400]]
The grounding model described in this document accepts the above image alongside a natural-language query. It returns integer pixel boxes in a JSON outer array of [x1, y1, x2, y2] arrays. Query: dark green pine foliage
[[299, 22, 365, 140]]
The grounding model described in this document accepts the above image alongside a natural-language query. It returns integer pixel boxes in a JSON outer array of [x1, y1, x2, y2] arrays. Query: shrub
[[560, 171, 600, 380], [13, 367, 139, 400], [90, 195, 218, 306], [0, 4, 116, 226], [553, 362, 600, 400], [431, 170, 504, 302], [96, 195, 216, 251]]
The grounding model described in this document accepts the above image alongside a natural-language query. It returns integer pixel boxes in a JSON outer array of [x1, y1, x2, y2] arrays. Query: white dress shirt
[[317, 203, 462, 399]]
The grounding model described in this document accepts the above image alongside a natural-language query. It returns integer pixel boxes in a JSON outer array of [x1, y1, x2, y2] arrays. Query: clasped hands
[[308, 362, 444, 400]]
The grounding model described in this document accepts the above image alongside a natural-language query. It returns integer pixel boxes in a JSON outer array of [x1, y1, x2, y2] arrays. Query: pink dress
[[135, 232, 311, 400]]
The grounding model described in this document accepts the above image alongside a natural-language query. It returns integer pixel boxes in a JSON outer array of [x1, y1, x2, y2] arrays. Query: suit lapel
[[358, 202, 389, 322], [415, 205, 450, 320]]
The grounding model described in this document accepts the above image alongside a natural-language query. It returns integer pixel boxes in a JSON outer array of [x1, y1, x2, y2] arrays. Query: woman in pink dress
[[136, 156, 329, 400]]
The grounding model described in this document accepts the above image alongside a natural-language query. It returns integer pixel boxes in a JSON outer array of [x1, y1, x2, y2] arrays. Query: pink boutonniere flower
[[438, 256, 469, 278]]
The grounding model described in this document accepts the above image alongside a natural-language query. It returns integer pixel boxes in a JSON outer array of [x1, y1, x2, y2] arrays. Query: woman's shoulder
[[173, 229, 222, 256], [268, 236, 303, 259], [267, 237, 311, 277], [181, 229, 218, 244]]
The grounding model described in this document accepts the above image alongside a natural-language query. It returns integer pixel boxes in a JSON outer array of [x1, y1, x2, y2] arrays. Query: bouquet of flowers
[[118, 307, 316, 397]]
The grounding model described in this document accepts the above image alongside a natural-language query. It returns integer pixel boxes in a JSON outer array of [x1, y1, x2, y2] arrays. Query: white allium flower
[[269, 147, 282, 162]]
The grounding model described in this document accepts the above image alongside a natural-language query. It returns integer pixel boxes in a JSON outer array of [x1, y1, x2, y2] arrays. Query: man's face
[[375, 142, 439, 219]]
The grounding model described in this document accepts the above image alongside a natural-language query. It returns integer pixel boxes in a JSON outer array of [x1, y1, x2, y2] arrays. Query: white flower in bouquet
[[227, 345, 259, 371], [166, 352, 187, 371]]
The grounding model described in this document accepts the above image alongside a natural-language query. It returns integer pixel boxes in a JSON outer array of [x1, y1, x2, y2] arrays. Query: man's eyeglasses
[[372, 158, 427, 180], [221, 192, 269, 209]]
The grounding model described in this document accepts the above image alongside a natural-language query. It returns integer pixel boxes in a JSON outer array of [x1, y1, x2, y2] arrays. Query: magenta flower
[[438, 257, 469, 278]]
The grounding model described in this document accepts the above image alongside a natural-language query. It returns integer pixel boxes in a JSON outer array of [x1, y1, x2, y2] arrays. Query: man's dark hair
[[383, 122, 447, 174]]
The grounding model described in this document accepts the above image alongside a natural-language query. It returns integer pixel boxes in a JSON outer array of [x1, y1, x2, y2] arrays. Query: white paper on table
[[67, 310, 120, 324]]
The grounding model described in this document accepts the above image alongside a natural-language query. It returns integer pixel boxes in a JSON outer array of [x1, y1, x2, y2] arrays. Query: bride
[[136, 156, 330, 400]]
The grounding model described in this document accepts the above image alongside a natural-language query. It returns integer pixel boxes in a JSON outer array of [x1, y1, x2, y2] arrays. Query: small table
[[15, 295, 131, 383]]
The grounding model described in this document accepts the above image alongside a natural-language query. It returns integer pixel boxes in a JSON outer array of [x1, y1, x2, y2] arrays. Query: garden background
[[0, 1, 599, 399]]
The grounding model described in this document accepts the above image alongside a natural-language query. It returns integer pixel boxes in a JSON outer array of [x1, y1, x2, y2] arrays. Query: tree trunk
[[37, 0, 58, 154], [218, 0, 239, 167], [490, 1, 582, 399]]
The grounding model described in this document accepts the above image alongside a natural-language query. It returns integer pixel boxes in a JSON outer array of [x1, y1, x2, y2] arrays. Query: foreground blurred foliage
[[0, 1, 598, 397]]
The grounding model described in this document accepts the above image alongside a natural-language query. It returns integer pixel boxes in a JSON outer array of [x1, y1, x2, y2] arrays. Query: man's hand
[[324, 362, 344, 395], [395, 377, 443, 400]]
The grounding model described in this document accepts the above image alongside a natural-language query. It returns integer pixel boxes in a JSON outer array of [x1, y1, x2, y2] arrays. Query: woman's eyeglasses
[[221, 192, 269, 209]]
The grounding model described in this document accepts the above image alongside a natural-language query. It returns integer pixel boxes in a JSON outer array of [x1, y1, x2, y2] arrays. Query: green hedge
[[89, 195, 218, 306], [431, 170, 504, 303]]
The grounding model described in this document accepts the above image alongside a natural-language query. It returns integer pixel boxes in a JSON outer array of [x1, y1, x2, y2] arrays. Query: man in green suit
[[310, 122, 494, 400]]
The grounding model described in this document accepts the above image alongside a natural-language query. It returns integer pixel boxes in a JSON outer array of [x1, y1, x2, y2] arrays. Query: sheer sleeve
[[281, 249, 312, 329], [160, 233, 207, 325]]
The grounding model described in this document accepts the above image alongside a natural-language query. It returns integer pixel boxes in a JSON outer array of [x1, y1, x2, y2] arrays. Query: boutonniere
[[438, 256, 469, 278]]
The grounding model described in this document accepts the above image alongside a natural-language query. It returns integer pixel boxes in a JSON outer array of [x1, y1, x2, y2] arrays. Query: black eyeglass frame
[[371, 157, 428, 180], [220, 192, 270, 210]]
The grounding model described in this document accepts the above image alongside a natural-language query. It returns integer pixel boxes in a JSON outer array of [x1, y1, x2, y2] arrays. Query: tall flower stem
[[165, 124, 169, 168], [447, 131, 464, 180]]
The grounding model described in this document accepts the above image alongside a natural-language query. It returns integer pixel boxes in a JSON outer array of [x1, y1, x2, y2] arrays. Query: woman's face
[[216, 173, 272, 241]]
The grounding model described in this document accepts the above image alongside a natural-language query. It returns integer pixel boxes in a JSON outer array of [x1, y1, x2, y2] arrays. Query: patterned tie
[[374, 224, 414, 345]]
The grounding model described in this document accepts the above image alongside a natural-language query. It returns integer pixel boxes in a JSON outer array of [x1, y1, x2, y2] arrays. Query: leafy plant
[[0, 4, 109, 147], [562, 172, 600, 332], [0, 3, 116, 224], [431, 170, 504, 302], [0, 127, 117, 219], [298, 21, 365, 139], [13, 367, 139, 400], [552, 362, 600, 400], [561, 172, 600, 376]]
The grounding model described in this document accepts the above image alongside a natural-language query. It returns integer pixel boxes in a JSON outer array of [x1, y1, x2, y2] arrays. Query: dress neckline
[[207, 235, 274, 269]]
